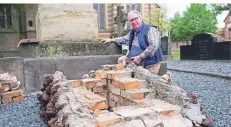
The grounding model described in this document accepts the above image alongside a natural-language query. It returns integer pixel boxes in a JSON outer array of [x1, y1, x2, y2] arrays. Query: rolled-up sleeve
[[114, 31, 131, 46], [143, 27, 159, 57]]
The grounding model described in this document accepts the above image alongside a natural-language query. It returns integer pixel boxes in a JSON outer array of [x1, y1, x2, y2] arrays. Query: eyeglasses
[[129, 17, 139, 22]]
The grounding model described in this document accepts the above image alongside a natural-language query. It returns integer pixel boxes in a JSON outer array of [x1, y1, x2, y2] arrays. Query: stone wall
[[19, 42, 122, 58], [23, 55, 121, 93], [0, 57, 24, 89], [36, 4, 98, 42]]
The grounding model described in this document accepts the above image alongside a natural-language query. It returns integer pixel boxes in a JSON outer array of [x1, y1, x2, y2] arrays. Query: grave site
[[36, 63, 213, 127], [2, 4, 228, 127]]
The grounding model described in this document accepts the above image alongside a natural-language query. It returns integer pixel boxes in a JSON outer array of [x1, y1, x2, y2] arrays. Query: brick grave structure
[[38, 64, 213, 127], [0, 73, 24, 104]]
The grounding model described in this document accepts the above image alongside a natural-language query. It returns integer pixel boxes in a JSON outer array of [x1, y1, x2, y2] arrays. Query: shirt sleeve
[[114, 31, 131, 46], [143, 27, 160, 57]]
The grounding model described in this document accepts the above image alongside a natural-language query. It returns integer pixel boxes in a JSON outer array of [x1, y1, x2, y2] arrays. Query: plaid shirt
[[114, 26, 160, 57]]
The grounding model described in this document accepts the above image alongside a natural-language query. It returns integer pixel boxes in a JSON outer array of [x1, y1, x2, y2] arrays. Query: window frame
[[93, 4, 105, 30], [0, 5, 12, 29]]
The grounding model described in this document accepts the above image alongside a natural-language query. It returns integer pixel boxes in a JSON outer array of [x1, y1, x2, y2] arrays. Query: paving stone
[[113, 120, 146, 127], [148, 99, 182, 117], [143, 114, 193, 127], [112, 106, 157, 121], [181, 103, 206, 124], [94, 110, 110, 117]]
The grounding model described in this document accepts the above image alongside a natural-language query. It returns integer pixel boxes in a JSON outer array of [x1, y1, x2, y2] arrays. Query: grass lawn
[[172, 51, 180, 60]]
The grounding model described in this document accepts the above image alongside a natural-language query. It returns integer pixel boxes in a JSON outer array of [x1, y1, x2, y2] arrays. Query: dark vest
[[128, 23, 164, 67]]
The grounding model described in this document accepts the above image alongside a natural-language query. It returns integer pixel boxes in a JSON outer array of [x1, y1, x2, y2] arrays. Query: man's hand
[[102, 39, 114, 44], [131, 55, 141, 65]]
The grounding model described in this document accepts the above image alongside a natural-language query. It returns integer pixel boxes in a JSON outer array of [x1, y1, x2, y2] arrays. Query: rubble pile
[[0, 73, 24, 104], [38, 63, 213, 127]]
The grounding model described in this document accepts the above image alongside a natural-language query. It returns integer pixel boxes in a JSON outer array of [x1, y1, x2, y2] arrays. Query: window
[[125, 4, 141, 14], [0, 5, 12, 28], [93, 4, 105, 29], [28, 20, 33, 27]]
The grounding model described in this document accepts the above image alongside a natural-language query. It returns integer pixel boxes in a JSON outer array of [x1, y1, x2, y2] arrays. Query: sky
[[165, 3, 229, 28]]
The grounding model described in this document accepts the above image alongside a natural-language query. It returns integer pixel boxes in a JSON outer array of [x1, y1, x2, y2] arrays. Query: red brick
[[81, 78, 96, 89], [130, 93, 144, 100], [160, 110, 178, 117], [1, 97, 13, 104], [107, 70, 132, 80], [113, 78, 140, 89], [69, 80, 82, 88], [95, 70, 108, 79], [89, 101, 108, 110], [0, 83, 11, 92], [12, 96, 24, 102], [121, 88, 151, 100], [2, 90, 23, 99]]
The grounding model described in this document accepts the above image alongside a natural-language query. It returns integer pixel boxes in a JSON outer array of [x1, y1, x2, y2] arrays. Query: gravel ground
[[170, 71, 231, 127], [0, 93, 45, 127], [167, 60, 231, 76]]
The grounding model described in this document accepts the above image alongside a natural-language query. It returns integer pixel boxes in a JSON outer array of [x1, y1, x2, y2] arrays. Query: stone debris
[[37, 63, 213, 127], [0, 73, 24, 104]]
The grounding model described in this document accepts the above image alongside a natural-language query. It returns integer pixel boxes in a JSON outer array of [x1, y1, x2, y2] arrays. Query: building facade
[[0, 4, 164, 52], [0, 4, 37, 52], [216, 11, 231, 41], [224, 11, 231, 41]]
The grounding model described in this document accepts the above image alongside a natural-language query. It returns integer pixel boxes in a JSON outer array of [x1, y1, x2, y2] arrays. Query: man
[[103, 10, 172, 84]]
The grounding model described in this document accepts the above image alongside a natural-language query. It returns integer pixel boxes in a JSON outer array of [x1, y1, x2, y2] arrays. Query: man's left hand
[[131, 55, 141, 65]]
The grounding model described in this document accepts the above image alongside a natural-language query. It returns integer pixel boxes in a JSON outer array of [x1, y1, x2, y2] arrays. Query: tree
[[143, 8, 170, 32], [170, 12, 182, 42], [208, 4, 231, 15], [170, 4, 217, 43]]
